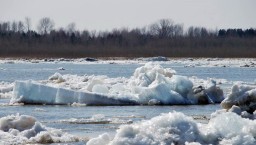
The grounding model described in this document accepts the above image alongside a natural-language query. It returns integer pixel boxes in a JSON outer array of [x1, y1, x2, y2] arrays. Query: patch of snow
[[0, 82, 13, 98], [221, 83, 256, 113], [0, 114, 80, 144], [88, 111, 256, 145]]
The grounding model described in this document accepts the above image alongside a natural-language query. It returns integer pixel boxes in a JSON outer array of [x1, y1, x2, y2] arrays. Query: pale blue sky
[[0, 0, 255, 31]]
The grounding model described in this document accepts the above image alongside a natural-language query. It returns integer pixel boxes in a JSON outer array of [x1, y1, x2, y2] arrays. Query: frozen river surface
[[0, 60, 255, 144], [0, 62, 255, 83]]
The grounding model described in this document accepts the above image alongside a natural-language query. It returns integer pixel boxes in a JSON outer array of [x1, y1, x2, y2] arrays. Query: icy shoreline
[[1, 57, 256, 67]]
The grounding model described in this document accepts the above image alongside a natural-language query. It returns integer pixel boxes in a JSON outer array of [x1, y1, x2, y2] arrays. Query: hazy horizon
[[1, 0, 256, 31]]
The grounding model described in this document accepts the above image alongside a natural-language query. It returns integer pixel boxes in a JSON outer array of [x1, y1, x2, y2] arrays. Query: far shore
[[1, 56, 256, 61]]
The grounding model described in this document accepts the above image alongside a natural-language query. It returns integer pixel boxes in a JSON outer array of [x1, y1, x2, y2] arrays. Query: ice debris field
[[2, 111, 256, 144], [10, 63, 224, 105], [87, 111, 256, 145], [1, 60, 256, 144], [0, 114, 80, 144]]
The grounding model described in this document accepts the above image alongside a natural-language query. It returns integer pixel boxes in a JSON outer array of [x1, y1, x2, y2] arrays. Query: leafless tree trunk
[[149, 19, 177, 38], [24, 17, 31, 32], [37, 17, 54, 34], [18, 21, 24, 32], [1, 22, 11, 32], [11, 21, 18, 32], [66, 22, 76, 34]]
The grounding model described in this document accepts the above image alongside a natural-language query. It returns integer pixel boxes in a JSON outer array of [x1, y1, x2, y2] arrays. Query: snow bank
[[221, 84, 256, 113], [0, 114, 79, 144], [87, 112, 256, 145], [11, 63, 224, 105]]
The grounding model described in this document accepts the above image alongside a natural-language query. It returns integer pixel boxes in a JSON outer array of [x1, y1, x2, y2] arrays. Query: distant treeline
[[0, 18, 256, 58]]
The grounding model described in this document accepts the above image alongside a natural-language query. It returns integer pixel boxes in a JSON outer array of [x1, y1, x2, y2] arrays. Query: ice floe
[[0, 114, 80, 144], [220, 83, 256, 120], [221, 84, 256, 113], [137, 56, 169, 61], [87, 111, 256, 145], [10, 63, 224, 105]]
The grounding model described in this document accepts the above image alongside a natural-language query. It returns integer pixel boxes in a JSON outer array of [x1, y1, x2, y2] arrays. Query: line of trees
[[0, 17, 256, 58]]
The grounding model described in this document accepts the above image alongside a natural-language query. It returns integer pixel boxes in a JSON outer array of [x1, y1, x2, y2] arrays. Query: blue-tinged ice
[[11, 63, 224, 105]]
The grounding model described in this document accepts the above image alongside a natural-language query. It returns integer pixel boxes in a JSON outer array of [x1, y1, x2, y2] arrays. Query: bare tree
[[66, 22, 76, 34], [1, 22, 11, 32], [200, 28, 209, 37], [188, 26, 211, 38], [24, 17, 31, 32], [81, 30, 90, 41], [90, 30, 97, 38], [37, 17, 54, 34], [18, 21, 25, 32], [187, 26, 195, 37], [173, 24, 184, 37], [11, 21, 18, 32], [150, 19, 174, 38]]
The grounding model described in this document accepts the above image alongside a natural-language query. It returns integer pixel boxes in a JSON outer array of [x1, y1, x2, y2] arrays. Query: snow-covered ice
[[0, 82, 13, 98], [2, 58, 256, 144], [87, 111, 256, 145], [1, 57, 256, 68], [137, 56, 169, 61], [0, 114, 80, 144], [10, 63, 224, 105], [58, 114, 133, 125], [221, 83, 256, 113]]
